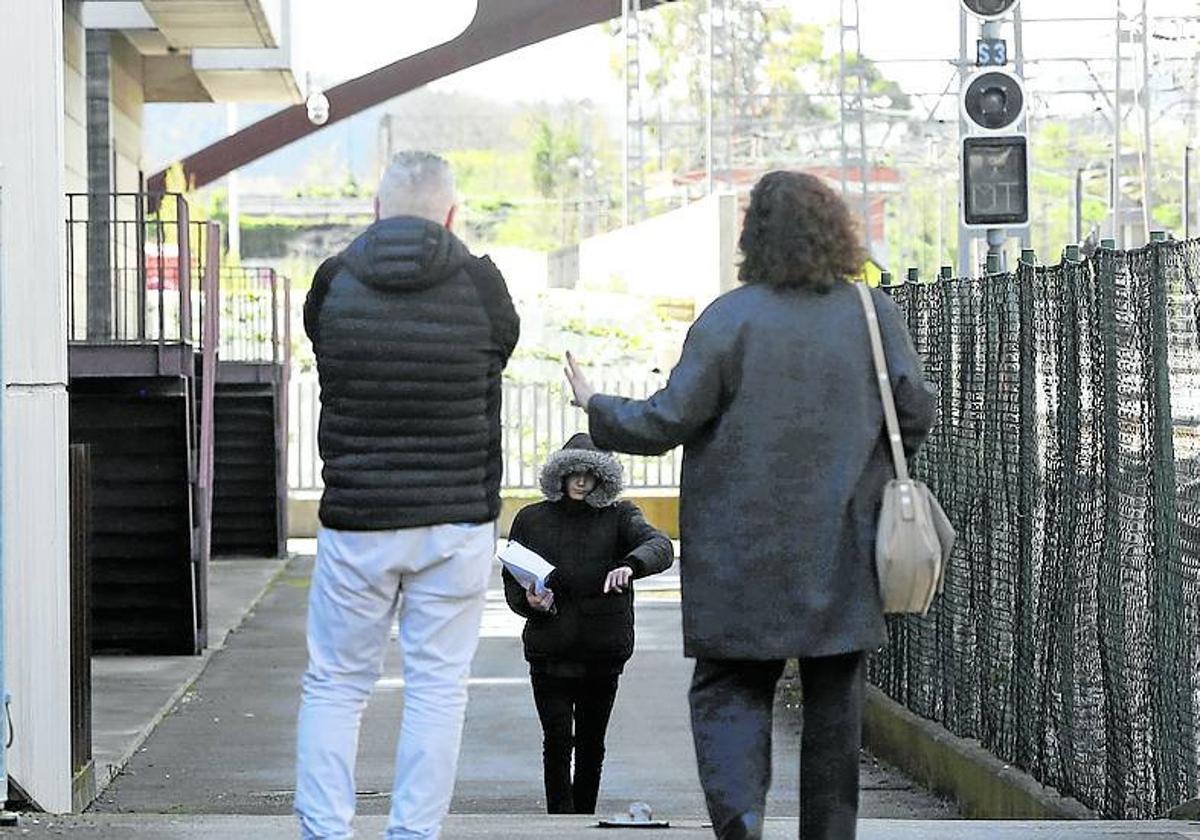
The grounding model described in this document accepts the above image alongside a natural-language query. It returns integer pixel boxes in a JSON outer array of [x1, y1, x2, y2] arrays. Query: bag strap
[[854, 282, 910, 481]]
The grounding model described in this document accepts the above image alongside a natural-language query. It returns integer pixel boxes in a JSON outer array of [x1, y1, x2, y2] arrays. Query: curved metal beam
[[150, 0, 669, 193]]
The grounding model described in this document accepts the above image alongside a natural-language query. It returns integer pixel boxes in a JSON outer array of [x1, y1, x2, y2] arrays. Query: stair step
[[71, 385, 199, 654], [211, 389, 281, 559]]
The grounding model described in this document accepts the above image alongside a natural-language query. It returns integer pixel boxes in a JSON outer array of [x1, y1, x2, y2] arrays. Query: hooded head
[[342, 150, 468, 293], [538, 433, 624, 508], [339, 216, 469, 293]]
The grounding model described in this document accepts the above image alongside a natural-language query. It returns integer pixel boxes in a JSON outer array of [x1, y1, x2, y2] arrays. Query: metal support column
[[839, 0, 871, 253], [1114, 0, 1124, 247], [705, 0, 715, 194], [982, 17, 1005, 265], [986, 227, 1007, 271], [1185, 146, 1193, 240], [622, 0, 646, 226], [1140, 0, 1153, 241], [1076, 167, 1088, 244], [957, 5, 972, 275], [85, 30, 114, 341], [1013, 2, 1031, 248]]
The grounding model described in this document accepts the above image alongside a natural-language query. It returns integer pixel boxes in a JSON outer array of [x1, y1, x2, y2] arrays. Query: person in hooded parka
[[503, 433, 674, 815]]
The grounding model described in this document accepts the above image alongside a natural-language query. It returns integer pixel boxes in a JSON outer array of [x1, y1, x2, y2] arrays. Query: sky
[[293, 0, 1200, 120], [145, 1, 1200, 180]]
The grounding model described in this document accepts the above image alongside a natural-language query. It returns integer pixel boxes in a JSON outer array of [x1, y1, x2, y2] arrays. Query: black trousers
[[530, 672, 621, 814], [689, 652, 866, 840]]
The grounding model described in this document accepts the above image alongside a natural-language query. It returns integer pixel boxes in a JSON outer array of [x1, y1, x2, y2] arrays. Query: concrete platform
[[2, 814, 1199, 838], [89, 552, 953, 822]]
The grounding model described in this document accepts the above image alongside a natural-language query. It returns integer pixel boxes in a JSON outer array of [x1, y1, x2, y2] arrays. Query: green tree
[[623, 3, 912, 206]]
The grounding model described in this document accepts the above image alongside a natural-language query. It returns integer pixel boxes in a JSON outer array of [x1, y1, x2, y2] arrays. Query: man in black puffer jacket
[[295, 151, 518, 840]]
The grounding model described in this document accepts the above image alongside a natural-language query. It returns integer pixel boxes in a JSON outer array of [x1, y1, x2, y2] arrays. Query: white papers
[[498, 541, 556, 595]]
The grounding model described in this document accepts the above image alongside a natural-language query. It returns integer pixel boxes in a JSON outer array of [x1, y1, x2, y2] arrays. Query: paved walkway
[[89, 558, 287, 796], [5, 814, 1199, 838], [35, 543, 1195, 838], [89, 550, 951, 820]]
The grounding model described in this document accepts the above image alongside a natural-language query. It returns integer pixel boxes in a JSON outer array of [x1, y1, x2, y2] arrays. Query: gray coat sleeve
[[875, 289, 936, 459], [587, 308, 731, 456]]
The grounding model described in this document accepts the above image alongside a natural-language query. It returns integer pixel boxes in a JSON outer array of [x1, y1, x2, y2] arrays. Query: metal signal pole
[[957, 5, 972, 275]]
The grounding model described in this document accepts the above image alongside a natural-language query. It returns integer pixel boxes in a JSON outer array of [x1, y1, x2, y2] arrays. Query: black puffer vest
[[304, 216, 519, 530]]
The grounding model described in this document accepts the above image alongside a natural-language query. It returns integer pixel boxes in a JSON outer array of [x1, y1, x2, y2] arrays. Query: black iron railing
[[219, 266, 288, 364], [65, 192, 212, 345]]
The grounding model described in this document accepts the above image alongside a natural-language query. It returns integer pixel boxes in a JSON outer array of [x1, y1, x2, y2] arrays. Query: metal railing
[[288, 376, 681, 493], [65, 192, 212, 346], [218, 266, 288, 364], [501, 380, 681, 490]]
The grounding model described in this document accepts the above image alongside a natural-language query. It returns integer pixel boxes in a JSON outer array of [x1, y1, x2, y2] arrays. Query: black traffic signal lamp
[[961, 135, 1029, 227], [960, 0, 1019, 19], [961, 71, 1025, 132]]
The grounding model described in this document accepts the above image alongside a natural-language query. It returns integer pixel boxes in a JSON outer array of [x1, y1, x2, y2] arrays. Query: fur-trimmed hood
[[538, 433, 624, 508]]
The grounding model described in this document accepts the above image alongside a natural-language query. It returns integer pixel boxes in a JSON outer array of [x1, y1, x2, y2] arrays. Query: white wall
[[577, 193, 739, 315], [0, 0, 73, 814], [62, 2, 87, 195]]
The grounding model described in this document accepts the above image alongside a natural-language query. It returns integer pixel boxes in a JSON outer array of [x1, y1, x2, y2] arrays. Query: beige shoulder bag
[[854, 282, 955, 615]]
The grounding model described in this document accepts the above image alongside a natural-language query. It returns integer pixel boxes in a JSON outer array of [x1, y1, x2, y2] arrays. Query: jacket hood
[[340, 216, 469, 291], [539, 433, 624, 508]]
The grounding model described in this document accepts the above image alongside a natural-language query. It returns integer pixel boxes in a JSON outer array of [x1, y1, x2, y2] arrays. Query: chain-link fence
[[870, 240, 1200, 818]]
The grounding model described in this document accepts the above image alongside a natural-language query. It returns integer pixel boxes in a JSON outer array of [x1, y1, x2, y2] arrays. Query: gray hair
[[376, 150, 457, 224]]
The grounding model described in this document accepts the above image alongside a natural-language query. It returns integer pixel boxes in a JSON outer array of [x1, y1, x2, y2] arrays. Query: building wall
[[65, 16, 142, 194], [110, 33, 143, 191], [63, 0, 87, 339], [0, 0, 73, 814], [575, 193, 738, 313], [63, 1, 87, 194]]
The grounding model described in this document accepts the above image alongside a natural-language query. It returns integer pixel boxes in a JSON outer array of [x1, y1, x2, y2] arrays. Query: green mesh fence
[[869, 240, 1200, 818]]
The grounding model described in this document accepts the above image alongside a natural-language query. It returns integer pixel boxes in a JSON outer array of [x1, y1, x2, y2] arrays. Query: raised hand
[[564, 350, 596, 410]]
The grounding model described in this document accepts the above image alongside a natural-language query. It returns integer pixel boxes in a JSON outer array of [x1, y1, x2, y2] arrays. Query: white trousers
[[295, 522, 494, 840]]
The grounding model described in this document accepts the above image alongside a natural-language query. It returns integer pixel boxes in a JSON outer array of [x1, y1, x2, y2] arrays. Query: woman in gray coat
[[564, 171, 936, 840]]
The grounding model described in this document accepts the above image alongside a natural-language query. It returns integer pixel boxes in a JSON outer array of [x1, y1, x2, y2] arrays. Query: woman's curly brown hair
[[737, 170, 866, 292]]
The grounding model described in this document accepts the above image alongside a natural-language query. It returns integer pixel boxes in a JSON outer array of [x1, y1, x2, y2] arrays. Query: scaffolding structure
[[838, 0, 872, 255], [706, 0, 732, 193], [623, 0, 647, 225]]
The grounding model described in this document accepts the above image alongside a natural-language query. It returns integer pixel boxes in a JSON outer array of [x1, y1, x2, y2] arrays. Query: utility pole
[[838, 0, 871, 256], [1185, 146, 1193, 239], [1114, 1, 1123, 247], [622, 0, 646, 226], [705, 0, 714, 194], [1076, 166, 1085, 243], [957, 5, 972, 275], [982, 15, 1005, 266], [1140, 0, 1153, 241], [1013, 2, 1031, 249], [226, 105, 240, 260]]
